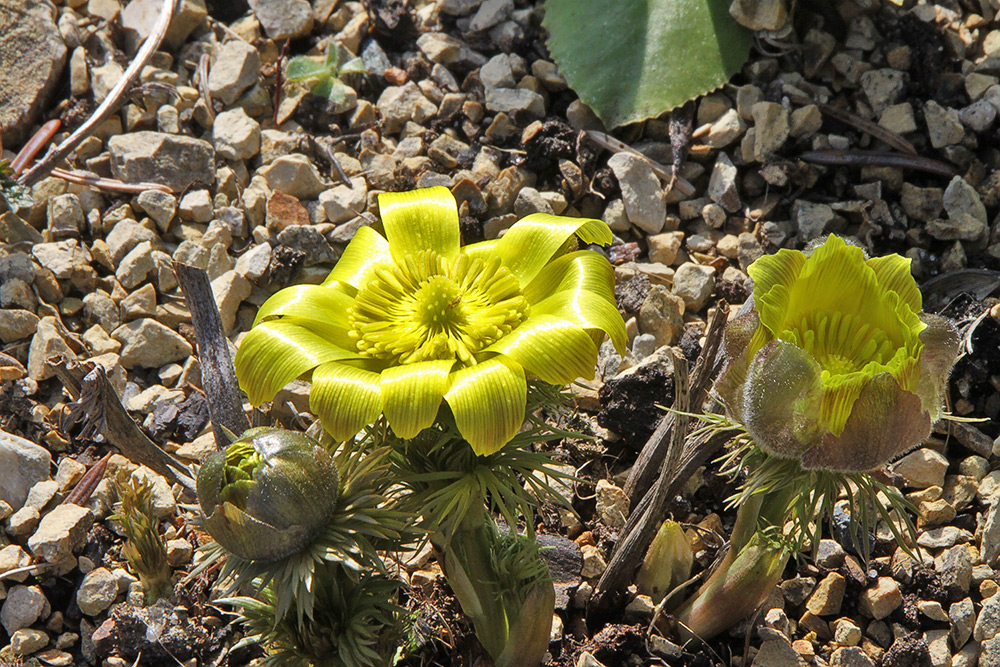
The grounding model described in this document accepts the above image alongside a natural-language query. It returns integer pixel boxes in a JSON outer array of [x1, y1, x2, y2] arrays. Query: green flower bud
[[716, 235, 959, 472], [197, 427, 339, 562]]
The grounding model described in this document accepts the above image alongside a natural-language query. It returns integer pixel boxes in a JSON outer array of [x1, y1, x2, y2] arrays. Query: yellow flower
[[235, 186, 626, 455], [716, 235, 958, 472]]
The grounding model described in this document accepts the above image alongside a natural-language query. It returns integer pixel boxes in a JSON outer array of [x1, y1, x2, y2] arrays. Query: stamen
[[349, 250, 529, 365]]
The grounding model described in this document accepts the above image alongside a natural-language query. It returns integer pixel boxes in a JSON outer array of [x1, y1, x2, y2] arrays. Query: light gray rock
[[638, 285, 684, 347], [112, 319, 193, 369], [647, 232, 682, 266], [136, 190, 177, 232], [0, 545, 32, 582], [83, 292, 121, 333], [469, 0, 513, 32], [672, 263, 716, 311], [440, 0, 481, 15], [751, 102, 789, 160], [277, 225, 338, 266], [706, 108, 745, 148], [793, 200, 836, 242], [6, 506, 40, 538], [860, 68, 906, 115], [607, 153, 666, 234], [595, 480, 629, 529], [28, 503, 93, 563], [924, 100, 964, 148], [28, 317, 76, 381], [318, 178, 367, 224], [116, 240, 155, 289], [936, 175, 988, 241], [234, 242, 271, 281], [120, 0, 206, 50], [31, 240, 92, 281], [109, 132, 215, 192], [892, 448, 949, 489], [213, 107, 261, 161], [179, 190, 214, 222], [485, 87, 545, 118], [0, 1, 67, 145], [1, 585, 47, 636], [105, 219, 157, 264], [976, 592, 1000, 641], [257, 154, 326, 199], [377, 82, 438, 134], [47, 193, 85, 238], [24, 480, 59, 512], [479, 54, 515, 90], [708, 152, 740, 213], [829, 646, 875, 667], [0, 309, 40, 343], [208, 39, 260, 105], [10, 627, 48, 655], [751, 639, 801, 667], [211, 270, 252, 332], [959, 99, 997, 132], [77, 567, 119, 616], [248, 0, 313, 39], [951, 597, 975, 647]]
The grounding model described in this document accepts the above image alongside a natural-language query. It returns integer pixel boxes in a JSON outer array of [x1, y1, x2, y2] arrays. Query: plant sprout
[[285, 45, 367, 105]]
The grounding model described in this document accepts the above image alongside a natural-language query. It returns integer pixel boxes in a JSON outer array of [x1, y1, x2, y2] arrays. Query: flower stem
[[433, 508, 553, 666], [672, 488, 795, 640]]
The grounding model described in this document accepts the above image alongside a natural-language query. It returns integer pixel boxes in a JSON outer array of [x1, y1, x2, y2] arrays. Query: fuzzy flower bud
[[197, 428, 339, 562], [715, 235, 959, 472]]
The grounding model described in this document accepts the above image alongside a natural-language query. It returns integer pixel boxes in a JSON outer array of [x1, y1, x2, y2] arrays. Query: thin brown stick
[[273, 39, 290, 127], [51, 167, 172, 194], [12, 120, 61, 175], [198, 53, 216, 123], [624, 304, 729, 505], [800, 150, 958, 178], [788, 95, 917, 156], [18, 0, 181, 187]]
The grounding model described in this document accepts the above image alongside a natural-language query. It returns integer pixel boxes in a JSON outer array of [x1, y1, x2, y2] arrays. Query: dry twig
[[18, 0, 181, 187]]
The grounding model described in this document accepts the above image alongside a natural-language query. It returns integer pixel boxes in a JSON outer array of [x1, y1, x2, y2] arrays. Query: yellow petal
[[494, 213, 613, 286], [380, 359, 455, 438], [531, 290, 627, 355], [235, 321, 362, 405], [746, 248, 805, 335], [309, 362, 383, 441], [522, 249, 616, 306], [253, 283, 355, 327], [321, 225, 393, 291], [485, 315, 598, 384], [445, 357, 526, 456], [866, 253, 922, 313], [378, 186, 460, 264]]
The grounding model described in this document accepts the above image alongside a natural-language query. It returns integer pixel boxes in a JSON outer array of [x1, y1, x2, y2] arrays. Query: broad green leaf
[[325, 46, 339, 71], [445, 357, 526, 456], [285, 56, 329, 82], [234, 321, 361, 405], [542, 0, 752, 128], [380, 360, 455, 439], [314, 78, 347, 104], [378, 187, 461, 263], [310, 362, 383, 441], [485, 315, 598, 384], [494, 213, 611, 287], [339, 57, 367, 75]]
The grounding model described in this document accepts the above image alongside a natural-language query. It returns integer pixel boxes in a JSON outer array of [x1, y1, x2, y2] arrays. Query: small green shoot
[[285, 46, 367, 105], [0, 160, 32, 211], [111, 473, 173, 604]]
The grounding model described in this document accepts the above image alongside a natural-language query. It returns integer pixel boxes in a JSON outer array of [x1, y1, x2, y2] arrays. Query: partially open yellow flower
[[236, 186, 626, 455], [716, 235, 959, 472]]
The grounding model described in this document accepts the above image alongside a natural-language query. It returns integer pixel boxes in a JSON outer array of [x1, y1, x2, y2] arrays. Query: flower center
[[349, 250, 529, 365], [781, 310, 898, 377]]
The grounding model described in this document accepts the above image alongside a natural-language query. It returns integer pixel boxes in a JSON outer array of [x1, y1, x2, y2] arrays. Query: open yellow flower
[[716, 235, 958, 472], [235, 186, 626, 455]]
